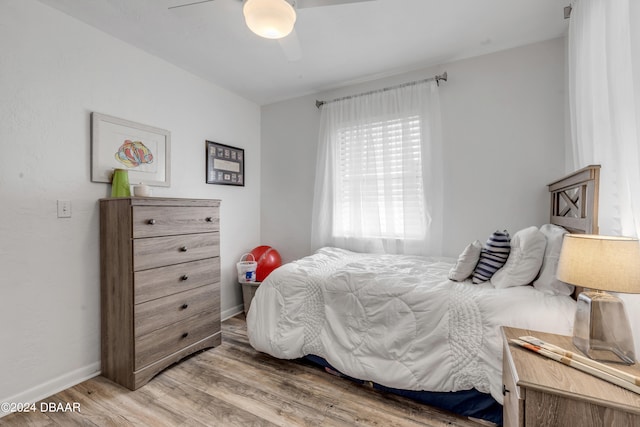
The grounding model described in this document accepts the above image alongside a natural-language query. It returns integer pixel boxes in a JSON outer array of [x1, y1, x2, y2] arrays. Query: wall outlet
[[57, 200, 71, 218]]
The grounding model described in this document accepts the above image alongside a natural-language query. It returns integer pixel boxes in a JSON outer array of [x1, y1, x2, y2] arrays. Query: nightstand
[[501, 326, 640, 427]]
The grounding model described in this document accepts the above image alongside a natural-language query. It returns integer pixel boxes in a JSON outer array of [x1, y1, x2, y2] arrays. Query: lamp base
[[573, 290, 636, 365]]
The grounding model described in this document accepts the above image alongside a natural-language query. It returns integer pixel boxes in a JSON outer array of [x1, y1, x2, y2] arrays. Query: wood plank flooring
[[1, 315, 488, 426]]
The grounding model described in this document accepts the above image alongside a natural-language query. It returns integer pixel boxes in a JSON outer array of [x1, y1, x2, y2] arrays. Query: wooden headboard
[[548, 165, 600, 299], [548, 165, 600, 235]]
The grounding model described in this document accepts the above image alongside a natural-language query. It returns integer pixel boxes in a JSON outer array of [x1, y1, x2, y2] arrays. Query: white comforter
[[246, 247, 576, 404]]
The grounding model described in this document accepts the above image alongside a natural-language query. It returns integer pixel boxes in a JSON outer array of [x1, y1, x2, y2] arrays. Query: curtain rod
[[315, 71, 448, 109]]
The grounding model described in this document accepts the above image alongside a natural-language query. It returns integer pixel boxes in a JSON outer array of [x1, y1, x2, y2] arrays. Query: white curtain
[[568, 0, 640, 356], [311, 80, 443, 256], [568, 0, 640, 237]]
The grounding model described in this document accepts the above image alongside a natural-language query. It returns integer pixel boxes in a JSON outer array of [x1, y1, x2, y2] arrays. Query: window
[[334, 115, 426, 239], [311, 79, 443, 255]]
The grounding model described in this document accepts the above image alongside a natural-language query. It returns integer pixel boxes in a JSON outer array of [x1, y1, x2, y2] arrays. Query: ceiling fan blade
[[167, 0, 216, 10], [278, 28, 302, 62], [293, 0, 376, 9]]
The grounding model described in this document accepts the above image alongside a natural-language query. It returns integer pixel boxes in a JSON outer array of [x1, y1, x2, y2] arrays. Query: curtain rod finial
[[316, 100, 324, 109], [436, 72, 448, 86], [564, 5, 572, 19]]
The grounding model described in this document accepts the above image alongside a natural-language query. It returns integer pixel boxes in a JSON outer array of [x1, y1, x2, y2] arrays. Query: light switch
[[57, 200, 71, 218]]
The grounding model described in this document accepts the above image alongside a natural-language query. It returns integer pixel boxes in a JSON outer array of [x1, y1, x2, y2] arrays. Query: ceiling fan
[[168, 0, 377, 61]]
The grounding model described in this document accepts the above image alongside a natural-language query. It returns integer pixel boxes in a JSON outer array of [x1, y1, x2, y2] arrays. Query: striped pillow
[[472, 230, 511, 284]]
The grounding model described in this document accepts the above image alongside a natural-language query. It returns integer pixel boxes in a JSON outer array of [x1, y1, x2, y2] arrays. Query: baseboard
[[222, 304, 244, 321], [1, 309, 244, 419], [0, 361, 101, 418]]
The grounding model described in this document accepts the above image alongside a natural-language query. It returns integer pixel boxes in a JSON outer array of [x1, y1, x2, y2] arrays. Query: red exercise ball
[[250, 245, 282, 282]]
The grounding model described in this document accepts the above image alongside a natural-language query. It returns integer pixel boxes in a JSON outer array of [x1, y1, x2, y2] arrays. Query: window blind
[[334, 114, 426, 239]]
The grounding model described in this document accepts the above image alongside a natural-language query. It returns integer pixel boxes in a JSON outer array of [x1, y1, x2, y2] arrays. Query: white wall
[[261, 38, 567, 261], [0, 0, 260, 409], [260, 96, 320, 263]]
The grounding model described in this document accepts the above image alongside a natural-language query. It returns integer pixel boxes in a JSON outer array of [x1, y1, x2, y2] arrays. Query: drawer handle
[[502, 384, 509, 396], [147, 219, 156, 225], [179, 246, 188, 252], [205, 217, 213, 222], [181, 303, 189, 310], [181, 332, 189, 339], [180, 275, 189, 281]]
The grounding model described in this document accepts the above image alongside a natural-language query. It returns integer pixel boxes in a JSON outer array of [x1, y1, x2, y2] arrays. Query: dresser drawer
[[135, 258, 220, 304], [133, 233, 220, 271], [135, 284, 219, 337], [132, 206, 219, 238], [135, 311, 219, 370]]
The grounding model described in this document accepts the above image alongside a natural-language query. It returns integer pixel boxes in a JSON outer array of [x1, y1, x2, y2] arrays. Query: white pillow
[[533, 224, 575, 296], [448, 240, 482, 281], [491, 226, 547, 289]]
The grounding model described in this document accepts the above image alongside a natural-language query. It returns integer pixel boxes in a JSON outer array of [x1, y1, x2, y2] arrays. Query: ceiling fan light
[[243, 0, 296, 39]]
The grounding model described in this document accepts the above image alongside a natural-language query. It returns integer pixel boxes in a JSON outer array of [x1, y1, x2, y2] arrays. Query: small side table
[[501, 326, 640, 427], [241, 281, 261, 314]]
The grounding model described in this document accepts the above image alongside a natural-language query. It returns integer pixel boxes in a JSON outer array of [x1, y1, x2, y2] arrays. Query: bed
[[246, 165, 600, 425]]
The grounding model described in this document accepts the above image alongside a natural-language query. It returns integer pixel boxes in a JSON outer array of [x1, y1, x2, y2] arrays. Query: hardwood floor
[[1, 315, 488, 426]]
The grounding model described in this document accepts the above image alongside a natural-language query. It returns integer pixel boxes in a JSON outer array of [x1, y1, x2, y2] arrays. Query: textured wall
[[0, 0, 260, 409]]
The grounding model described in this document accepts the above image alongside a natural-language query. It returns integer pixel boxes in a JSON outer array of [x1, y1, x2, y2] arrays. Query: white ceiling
[[37, 0, 569, 105]]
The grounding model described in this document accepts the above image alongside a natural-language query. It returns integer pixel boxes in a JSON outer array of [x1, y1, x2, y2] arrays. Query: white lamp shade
[[557, 234, 640, 293], [243, 0, 296, 39]]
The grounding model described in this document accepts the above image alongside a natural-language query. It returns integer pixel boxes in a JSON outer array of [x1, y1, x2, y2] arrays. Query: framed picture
[[206, 141, 244, 186], [91, 112, 171, 187]]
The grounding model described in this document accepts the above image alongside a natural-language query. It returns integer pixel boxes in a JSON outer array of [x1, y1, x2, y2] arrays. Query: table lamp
[[557, 234, 640, 364]]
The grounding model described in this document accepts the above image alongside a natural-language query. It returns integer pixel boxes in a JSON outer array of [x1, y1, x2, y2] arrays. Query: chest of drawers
[[100, 197, 222, 390]]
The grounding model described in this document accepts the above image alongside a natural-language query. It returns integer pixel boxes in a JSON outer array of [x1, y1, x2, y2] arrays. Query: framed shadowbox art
[[206, 141, 244, 186]]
